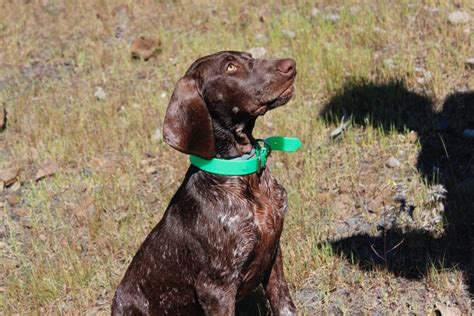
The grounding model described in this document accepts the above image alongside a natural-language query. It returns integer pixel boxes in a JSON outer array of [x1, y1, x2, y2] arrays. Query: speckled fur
[[112, 51, 297, 315]]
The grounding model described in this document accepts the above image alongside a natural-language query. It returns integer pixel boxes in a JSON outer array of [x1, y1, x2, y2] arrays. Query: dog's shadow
[[319, 80, 474, 290]]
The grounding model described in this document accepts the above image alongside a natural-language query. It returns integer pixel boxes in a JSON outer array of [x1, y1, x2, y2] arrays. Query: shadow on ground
[[319, 80, 474, 290]]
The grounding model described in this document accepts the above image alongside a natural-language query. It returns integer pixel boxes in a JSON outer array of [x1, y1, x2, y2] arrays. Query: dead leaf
[[0, 167, 20, 186], [35, 161, 60, 181], [131, 36, 161, 61]]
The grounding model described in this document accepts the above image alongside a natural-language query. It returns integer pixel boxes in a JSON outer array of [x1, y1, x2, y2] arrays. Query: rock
[[247, 47, 267, 59], [94, 87, 107, 101], [0, 167, 20, 186], [35, 161, 60, 181], [448, 11, 470, 25], [465, 57, 474, 70], [131, 36, 161, 61], [324, 14, 340, 23], [282, 30, 296, 39], [385, 157, 401, 168]]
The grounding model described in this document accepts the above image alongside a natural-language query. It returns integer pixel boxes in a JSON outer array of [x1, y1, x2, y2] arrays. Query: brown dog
[[112, 51, 297, 315]]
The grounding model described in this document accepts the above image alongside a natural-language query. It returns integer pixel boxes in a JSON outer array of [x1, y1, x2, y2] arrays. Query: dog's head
[[163, 51, 297, 159]]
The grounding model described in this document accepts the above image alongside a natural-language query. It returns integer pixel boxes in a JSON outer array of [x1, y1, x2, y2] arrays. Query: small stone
[[426, 7, 439, 14], [6, 195, 20, 206], [35, 161, 59, 181], [310, 7, 320, 18], [386, 157, 401, 168], [465, 57, 474, 70], [282, 29, 296, 39], [247, 47, 267, 59], [94, 87, 106, 101], [0, 167, 20, 186], [145, 166, 158, 175], [324, 14, 340, 23], [448, 11, 470, 25]]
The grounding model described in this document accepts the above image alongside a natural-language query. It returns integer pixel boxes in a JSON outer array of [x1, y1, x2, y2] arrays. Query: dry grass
[[0, 0, 473, 314]]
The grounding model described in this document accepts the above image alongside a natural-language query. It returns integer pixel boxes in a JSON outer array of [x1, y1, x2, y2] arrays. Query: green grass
[[0, 0, 473, 314]]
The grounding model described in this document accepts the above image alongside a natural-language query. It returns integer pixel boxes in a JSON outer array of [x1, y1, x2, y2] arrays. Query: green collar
[[189, 136, 302, 176]]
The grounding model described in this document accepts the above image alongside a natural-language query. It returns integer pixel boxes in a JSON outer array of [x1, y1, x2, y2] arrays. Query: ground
[[0, 0, 473, 314]]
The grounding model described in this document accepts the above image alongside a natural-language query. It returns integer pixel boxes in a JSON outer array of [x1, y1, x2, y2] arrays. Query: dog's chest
[[223, 171, 288, 295]]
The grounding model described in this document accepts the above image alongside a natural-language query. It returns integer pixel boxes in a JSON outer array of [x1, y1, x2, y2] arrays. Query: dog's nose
[[276, 58, 296, 76]]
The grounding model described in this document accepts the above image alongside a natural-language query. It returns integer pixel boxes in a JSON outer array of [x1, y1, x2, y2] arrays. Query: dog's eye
[[226, 64, 237, 73]]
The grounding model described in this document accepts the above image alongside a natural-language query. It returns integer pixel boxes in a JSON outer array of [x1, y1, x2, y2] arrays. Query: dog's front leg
[[263, 245, 297, 316], [196, 273, 236, 316]]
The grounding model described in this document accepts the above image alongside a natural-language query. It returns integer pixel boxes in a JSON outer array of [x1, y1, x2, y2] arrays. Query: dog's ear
[[163, 77, 215, 159]]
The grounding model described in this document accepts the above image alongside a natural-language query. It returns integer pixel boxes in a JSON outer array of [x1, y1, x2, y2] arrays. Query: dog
[[112, 51, 297, 315]]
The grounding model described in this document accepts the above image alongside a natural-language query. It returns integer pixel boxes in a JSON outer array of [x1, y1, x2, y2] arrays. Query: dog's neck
[[213, 119, 256, 159]]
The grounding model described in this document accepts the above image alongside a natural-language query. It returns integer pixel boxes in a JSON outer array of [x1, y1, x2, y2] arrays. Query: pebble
[[247, 47, 267, 59], [465, 57, 474, 70], [386, 157, 401, 168], [94, 87, 107, 101], [324, 14, 340, 23], [448, 11, 470, 25], [310, 7, 320, 18], [282, 30, 296, 39]]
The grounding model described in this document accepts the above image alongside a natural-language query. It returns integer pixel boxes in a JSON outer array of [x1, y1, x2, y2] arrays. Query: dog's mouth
[[265, 82, 295, 110]]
